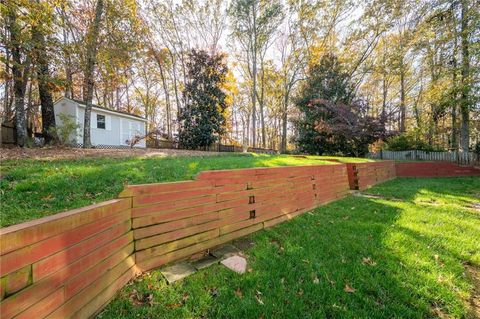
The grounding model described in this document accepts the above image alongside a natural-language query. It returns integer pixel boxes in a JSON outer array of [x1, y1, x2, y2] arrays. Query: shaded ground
[[465, 263, 480, 318], [0, 146, 223, 161], [99, 177, 480, 319]]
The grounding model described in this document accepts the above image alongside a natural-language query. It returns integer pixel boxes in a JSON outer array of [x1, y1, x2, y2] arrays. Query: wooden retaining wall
[[0, 199, 137, 319], [1, 162, 395, 318], [120, 165, 350, 272], [346, 161, 396, 190], [395, 162, 480, 177]]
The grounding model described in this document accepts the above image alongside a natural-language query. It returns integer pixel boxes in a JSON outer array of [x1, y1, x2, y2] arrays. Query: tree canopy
[[1, 0, 479, 152]]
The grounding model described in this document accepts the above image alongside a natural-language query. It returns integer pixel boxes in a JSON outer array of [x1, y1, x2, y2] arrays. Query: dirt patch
[[352, 192, 404, 202], [0, 146, 226, 161], [467, 203, 480, 212], [431, 302, 450, 319], [465, 262, 480, 319], [232, 238, 255, 251]]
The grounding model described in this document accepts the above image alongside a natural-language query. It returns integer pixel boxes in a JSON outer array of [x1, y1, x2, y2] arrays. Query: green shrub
[[48, 113, 80, 146], [474, 141, 480, 155], [384, 134, 442, 152]]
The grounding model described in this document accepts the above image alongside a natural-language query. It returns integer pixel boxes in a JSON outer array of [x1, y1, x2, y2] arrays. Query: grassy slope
[[0, 154, 370, 227], [100, 177, 480, 319]]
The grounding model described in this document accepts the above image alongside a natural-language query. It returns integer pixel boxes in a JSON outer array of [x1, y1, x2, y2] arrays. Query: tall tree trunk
[[450, 3, 459, 149], [399, 60, 406, 133], [167, 49, 182, 134], [451, 49, 458, 150], [258, 60, 266, 148], [251, 0, 257, 148], [32, 23, 56, 144], [280, 82, 289, 153], [60, 5, 74, 98], [381, 50, 387, 121], [3, 23, 12, 122], [151, 48, 172, 139], [26, 80, 34, 137], [82, 0, 104, 148], [8, 8, 29, 147], [459, 0, 470, 151]]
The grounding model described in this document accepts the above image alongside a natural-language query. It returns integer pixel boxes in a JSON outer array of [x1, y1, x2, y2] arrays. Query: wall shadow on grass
[[100, 178, 480, 319]]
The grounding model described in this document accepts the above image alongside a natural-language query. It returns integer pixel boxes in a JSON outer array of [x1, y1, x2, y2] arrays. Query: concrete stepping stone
[[210, 244, 240, 259], [160, 262, 196, 284], [221, 255, 247, 274], [192, 255, 219, 270]]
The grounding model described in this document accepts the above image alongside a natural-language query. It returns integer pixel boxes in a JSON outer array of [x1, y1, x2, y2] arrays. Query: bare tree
[[230, 0, 283, 148]]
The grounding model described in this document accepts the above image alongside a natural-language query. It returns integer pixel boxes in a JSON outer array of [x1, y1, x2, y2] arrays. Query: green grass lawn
[[0, 153, 371, 227], [99, 177, 480, 319]]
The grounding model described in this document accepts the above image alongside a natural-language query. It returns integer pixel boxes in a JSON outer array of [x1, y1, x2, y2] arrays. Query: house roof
[[57, 97, 146, 121]]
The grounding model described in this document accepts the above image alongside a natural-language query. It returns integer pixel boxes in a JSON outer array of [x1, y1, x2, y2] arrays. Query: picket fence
[[368, 150, 480, 166]]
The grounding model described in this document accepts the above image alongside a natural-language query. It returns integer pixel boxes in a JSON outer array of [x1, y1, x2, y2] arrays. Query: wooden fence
[[1, 123, 16, 145], [368, 150, 480, 166]]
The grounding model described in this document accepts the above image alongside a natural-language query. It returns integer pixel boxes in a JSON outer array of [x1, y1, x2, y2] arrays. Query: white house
[[54, 97, 147, 148]]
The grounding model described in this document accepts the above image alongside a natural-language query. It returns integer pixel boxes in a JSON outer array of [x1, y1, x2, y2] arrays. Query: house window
[[97, 114, 106, 129]]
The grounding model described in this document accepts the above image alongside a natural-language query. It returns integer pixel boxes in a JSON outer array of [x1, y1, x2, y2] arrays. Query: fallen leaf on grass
[[41, 194, 54, 201], [166, 303, 182, 309], [235, 288, 243, 298], [270, 239, 280, 247], [433, 254, 445, 267], [129, 289, 154, 306], [255, 291, 264, 305], [344, 284, 356, 293], [209, 288, 218, 298], [362, 257, 377, 266], [326, 274, 336, 286]]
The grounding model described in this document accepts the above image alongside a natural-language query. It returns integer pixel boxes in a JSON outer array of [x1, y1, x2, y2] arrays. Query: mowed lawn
[[0, 153, 370, 227], [99, 177, 480, 319]]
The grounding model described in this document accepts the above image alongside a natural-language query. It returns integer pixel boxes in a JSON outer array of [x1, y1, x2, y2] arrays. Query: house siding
[[53, 99, 79, 144], [54, 98, 146, 148]]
